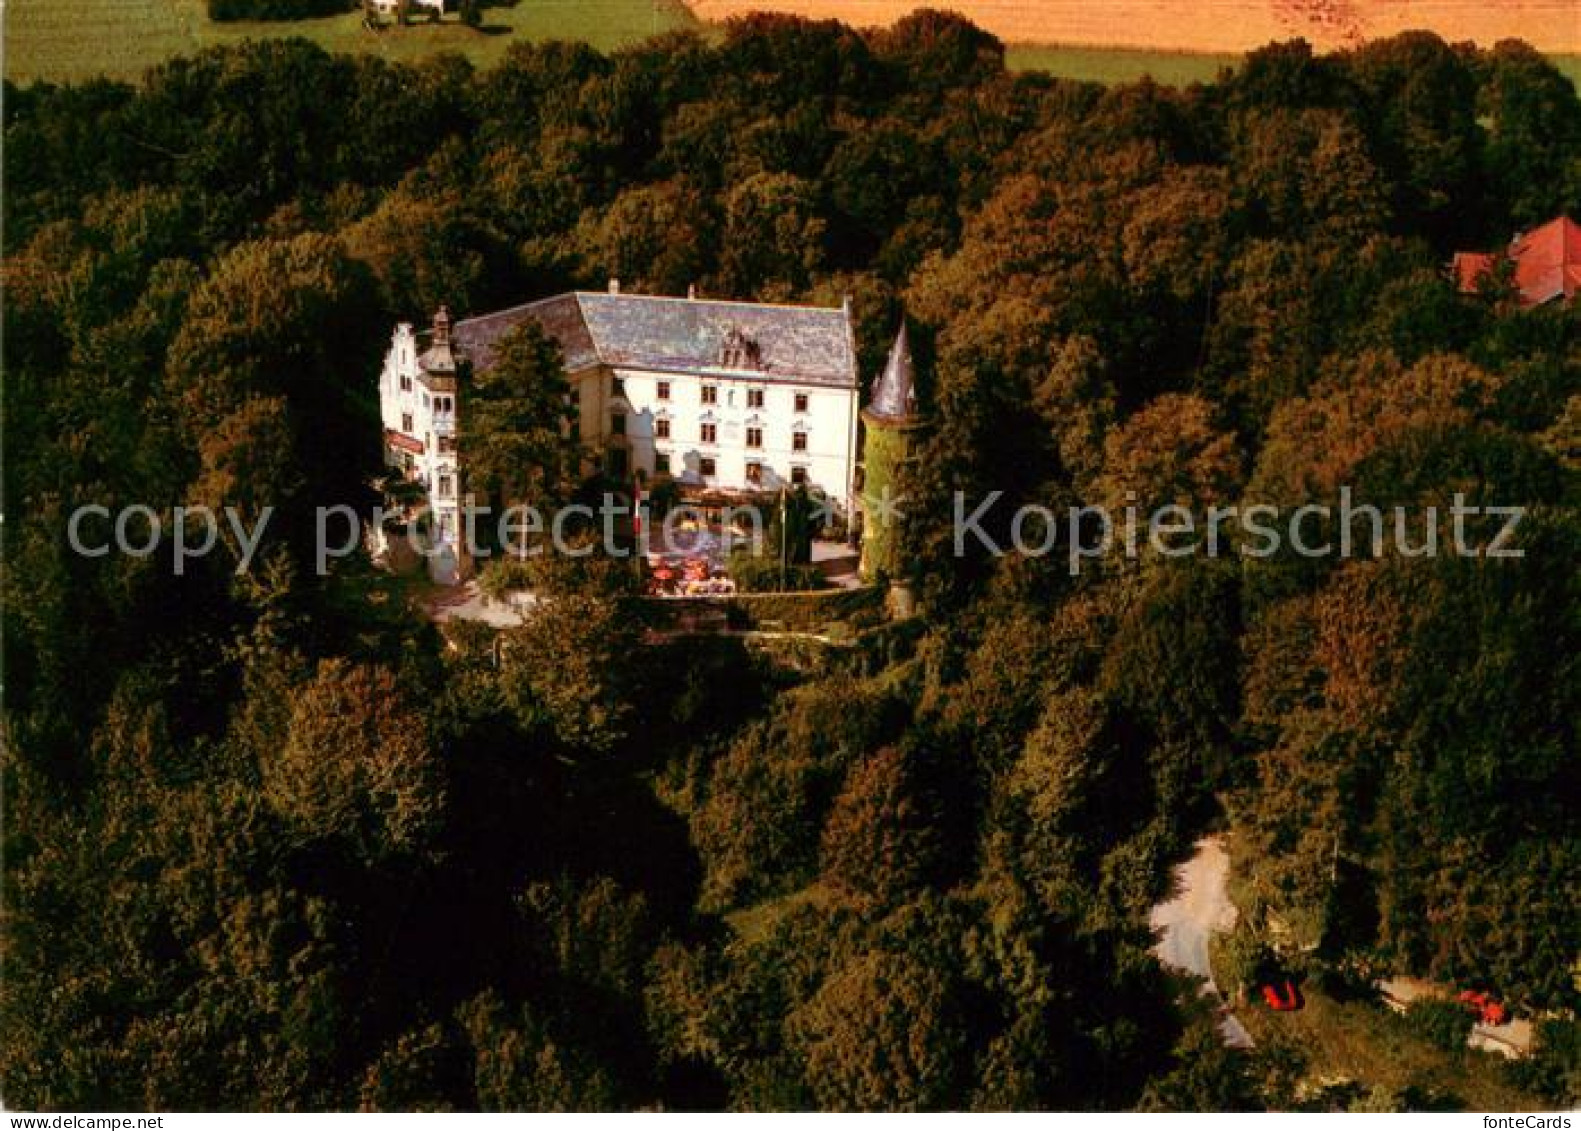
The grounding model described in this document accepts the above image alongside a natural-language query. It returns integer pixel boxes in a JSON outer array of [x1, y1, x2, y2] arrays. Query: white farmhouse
[[367, 0, 446, 17], [378, 285, 864, 582]]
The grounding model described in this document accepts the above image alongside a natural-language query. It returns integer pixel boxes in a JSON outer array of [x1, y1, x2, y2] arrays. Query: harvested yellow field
[[683, 0, 1580, 52]]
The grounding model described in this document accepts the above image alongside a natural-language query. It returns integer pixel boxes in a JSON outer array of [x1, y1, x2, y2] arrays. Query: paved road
[[423, 580, 532, 628], [1150, 836, 1256, 1049]]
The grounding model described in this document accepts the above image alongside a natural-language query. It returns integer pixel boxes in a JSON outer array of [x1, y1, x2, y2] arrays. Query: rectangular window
[[608, 448, 628, 477], [791, 466, 808, 486], [794, 392, 809, 413], [438, 435, 455, 454], [437, 473, 452, 498], [657, 381, 671, 401], [701, 423, 717, 444], [746, 461, 763, 484], [746, 426, 763, 449], [701, 385, 718, 405], [611, 376, 625, 397], [400, 374, 412, 392], [656, 452, 671, 474], [655, 418, 671, 439], [748, 389, 765, 409], [700, 457, 717, 477], [792, 431, 808, 452], [611, 412, 626, 435], [401, 412, 413, 433]]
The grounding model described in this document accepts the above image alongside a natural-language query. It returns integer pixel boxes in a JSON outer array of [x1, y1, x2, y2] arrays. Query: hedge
[[637, 586, 883, 634], [209, 0, 353, 22], [725, 585, 883, 631]]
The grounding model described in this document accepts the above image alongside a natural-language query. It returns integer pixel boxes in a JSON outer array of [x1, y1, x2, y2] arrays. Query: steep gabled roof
[[451, 294, 598, 374], [1509, 215, 1581, 305], [1455, 216, 1581, 306], [866, 321, 919, 422], [450, 291, 859, 387]]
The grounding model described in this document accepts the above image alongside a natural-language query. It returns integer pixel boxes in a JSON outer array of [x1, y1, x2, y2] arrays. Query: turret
[[859, 320, 928, 601], [419, 304, 456, 378]]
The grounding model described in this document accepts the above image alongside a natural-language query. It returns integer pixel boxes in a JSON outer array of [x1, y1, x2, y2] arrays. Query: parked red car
[[1457, 990, 1507, 1026], [1260, 980, 1304, 1012]]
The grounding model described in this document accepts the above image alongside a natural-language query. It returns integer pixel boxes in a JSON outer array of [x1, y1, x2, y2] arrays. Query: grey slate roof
[[867, 322, 919, 421], [451, 292, 858, 388]]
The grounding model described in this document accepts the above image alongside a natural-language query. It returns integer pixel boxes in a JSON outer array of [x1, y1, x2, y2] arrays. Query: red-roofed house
[[1454, 215, 1581, 307]]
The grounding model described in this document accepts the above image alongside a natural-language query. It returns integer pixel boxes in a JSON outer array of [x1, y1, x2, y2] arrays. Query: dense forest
[[3, 10, 1579, 1110]]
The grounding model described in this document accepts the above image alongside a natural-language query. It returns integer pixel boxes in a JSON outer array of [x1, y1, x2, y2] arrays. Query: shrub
[[1402, 997, 1473, 1054], [1210, 926, 1275, 1001], [728, 550, 827, 593], [1508, 1017, 1581, 1107], [726, 586, 884, 632]]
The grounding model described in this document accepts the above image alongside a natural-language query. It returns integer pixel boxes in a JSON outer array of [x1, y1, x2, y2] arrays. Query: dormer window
[[719, 326, 762, 370]]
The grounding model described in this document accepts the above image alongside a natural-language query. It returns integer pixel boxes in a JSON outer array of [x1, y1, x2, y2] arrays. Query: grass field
[[2, 0, 702, 85], [1005, 44, 1237, 84], [4, 0, 1578, 89]]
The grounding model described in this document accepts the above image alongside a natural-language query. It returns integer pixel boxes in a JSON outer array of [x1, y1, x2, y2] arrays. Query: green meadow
[[4, 0, 1577, 89], [3, 0, 699, 84], [1005, 43, 1237, 84]]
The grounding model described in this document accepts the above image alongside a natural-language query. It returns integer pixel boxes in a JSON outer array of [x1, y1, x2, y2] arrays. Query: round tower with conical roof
[[859, 320, 927, 593]]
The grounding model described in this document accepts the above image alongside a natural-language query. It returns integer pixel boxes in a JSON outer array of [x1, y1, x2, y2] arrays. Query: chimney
[[433, 304, 451, 346], [608, 278, 621, 294], [841, 293, 853, 318], [687, 283, 697, 300]]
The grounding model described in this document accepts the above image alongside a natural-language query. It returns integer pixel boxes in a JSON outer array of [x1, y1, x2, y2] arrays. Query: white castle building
[[378, 284, 865, 582]]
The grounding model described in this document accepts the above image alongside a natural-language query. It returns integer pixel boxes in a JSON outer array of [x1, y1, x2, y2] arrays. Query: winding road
[[1150, 836, 1255, 1049]]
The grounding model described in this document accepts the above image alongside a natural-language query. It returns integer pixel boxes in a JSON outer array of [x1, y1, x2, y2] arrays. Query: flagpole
[[779, 485, 788, 591], [633, 472, 644, 582]]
